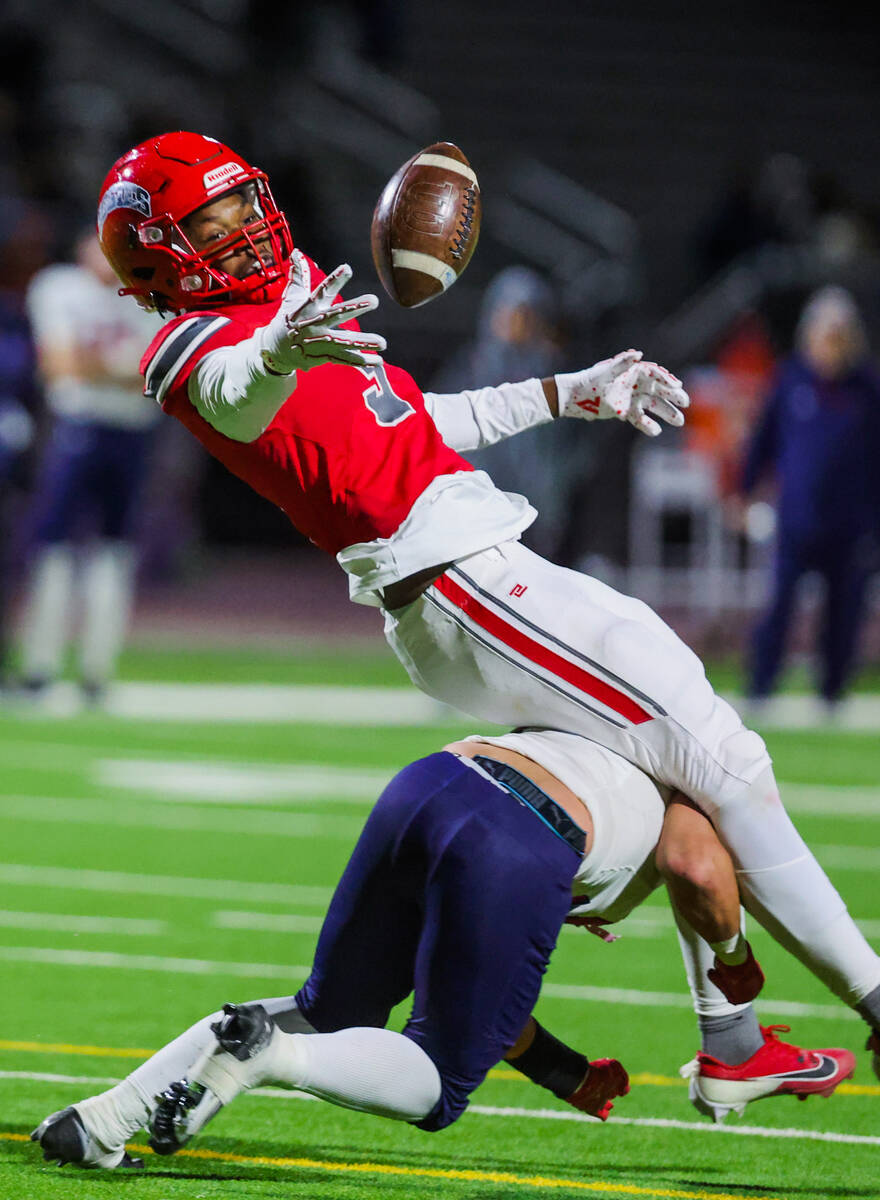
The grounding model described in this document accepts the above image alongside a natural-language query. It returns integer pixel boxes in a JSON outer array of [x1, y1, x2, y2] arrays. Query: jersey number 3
[[360, 365, 415, 427]]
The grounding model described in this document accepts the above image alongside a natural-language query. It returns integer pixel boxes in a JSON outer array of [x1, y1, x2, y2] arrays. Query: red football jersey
[[139, 260, 473, 555]]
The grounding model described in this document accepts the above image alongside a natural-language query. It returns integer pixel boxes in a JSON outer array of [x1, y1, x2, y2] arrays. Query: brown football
[[371, 141, 481, 308]]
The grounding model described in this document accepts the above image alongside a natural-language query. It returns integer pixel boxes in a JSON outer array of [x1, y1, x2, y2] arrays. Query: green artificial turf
[[0, 645, 878, 1200]]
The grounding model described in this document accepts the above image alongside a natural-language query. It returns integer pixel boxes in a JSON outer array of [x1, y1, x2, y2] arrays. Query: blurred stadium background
[[2, 8, 880, 1198], [2, 0, 880, 679]]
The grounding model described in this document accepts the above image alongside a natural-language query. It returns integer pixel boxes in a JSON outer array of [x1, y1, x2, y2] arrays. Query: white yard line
[[0, 944, 861, 1020], [0, 911, 164, 936], [540, 982, 859, 1022], [212, 911, 325, 934], [0, 863, 333, 906], [2, 1070, 876, 1147], [806, 845, 880, 870], [0, 946, 309, 979], [779, 786, 880, 817], [0, 795, 363, 841], [73, 682, 450, 724], [472, 1106, 880, 1145], [9, 679, 880, 728], [94, 759, 392, 803]]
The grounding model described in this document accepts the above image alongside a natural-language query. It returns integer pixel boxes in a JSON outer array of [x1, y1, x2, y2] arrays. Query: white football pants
[[384, 541, 880, 1008]]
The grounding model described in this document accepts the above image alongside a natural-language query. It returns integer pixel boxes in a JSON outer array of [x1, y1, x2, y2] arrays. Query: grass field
[[0, 643, 878, 1200]]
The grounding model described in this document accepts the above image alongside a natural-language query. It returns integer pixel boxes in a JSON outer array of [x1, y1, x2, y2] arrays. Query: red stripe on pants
[[434, 574, 652, 725]]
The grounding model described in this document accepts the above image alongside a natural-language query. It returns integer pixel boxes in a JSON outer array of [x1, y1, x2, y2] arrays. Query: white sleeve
[[187, 334, 297, 444], [25, 266, 82, 348], [422, 377, 553, 452]]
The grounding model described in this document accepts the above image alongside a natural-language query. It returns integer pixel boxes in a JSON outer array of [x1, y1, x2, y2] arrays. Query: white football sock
[[76, 1010, 222, 1149], [707, 767, 880, 1007], [75, 996, 312, 1149], [19, 543, 75, 681], [709, 932, 747, 965], [78, 540, 135, 686], [255, 1026, 442, 1122], [672, 904, 763, 1062], [672, 902, 749, 1019]]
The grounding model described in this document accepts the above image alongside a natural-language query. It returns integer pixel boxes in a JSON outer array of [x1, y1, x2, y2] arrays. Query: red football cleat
[[566, 1058, 630, 1120], [867, 1029, 880, 1082], [681, 1025, 855, 1123], [707, 941, 765, 1005]]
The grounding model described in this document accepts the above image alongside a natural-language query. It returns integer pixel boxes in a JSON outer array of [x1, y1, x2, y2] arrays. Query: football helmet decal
[[97, 132, 293, 313]]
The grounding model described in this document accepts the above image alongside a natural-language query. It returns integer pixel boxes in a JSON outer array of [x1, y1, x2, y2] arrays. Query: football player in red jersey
[[94, 132, 880, 1079]]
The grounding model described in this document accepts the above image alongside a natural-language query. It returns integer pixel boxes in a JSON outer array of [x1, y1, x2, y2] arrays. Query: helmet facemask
[[123, 178, 293, 311]]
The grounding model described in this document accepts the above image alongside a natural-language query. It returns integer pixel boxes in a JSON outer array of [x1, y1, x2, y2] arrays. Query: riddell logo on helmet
[[203, 162, 247, 193]]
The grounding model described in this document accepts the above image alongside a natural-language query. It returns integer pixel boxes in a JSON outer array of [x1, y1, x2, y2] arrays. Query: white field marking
[[94, 759, 392, 804], [0, 1070, 120, 1087], [0, 946, 309, 979], [4, 1071, 877, 1147], [724, 691, 880, 731], [470, 1106, 880, 1146], [413, 152, 478, 184], [809, 844, 880, 870], [104, 683, 449, 725], [390, 248, 456, 289], [213, 911, 324, 934], [0, 863, 333, 907], [0, 943, 860, 1021], [0, 794, 363, 841], [4, 735, 880, 816], [539, 981, 859, 1022], [2, 732, 879, 814], [7, 678, 880, 727], [0, 910, 164, 936], [780, 784, 880, 817]]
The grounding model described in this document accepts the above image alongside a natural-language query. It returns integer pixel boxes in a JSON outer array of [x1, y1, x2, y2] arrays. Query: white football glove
[[258, 250, 387, 375], [555, 349, 690, 437]]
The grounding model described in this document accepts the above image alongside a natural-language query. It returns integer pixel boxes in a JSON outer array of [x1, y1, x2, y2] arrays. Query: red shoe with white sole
[[681, 1024, 855, 1123]]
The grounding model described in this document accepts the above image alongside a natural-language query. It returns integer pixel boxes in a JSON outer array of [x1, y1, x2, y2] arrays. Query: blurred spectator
[[0, 199, 49, 681], [431, 265, 588, 563], [16, 228, 161, 705], [738, 286, 880, 707]]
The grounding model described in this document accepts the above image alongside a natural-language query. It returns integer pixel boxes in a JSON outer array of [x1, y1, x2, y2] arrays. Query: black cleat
[[212, 1002, 275, 1061], [147, 1003, 275, 1154], [148, 1079, 208, 1156], [30, 1106, 143, 1169]]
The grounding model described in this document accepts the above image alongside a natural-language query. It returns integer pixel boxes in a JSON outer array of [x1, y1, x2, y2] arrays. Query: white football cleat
[[681, 1025, 855, 1123]]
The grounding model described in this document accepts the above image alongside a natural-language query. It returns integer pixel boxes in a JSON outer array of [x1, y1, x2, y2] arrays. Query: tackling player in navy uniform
[[32, 731, 854, 1169]]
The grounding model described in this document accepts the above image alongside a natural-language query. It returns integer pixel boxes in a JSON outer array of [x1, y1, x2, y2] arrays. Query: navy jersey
[[741, 354, 880, 538]]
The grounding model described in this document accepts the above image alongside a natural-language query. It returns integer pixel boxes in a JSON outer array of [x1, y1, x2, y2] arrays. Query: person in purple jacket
[[740, 286, 880, 707]]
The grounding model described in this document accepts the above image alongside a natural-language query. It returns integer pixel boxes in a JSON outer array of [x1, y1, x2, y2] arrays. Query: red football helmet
[[97, 131, 294, 313]]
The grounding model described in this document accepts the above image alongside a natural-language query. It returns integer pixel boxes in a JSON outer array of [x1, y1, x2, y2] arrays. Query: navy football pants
[[295, 752, 580, 1131], [749, 531, 872, 701], [30, 417, 153, 543]]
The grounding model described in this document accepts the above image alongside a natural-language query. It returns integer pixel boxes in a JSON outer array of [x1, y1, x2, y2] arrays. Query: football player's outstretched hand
[[555, 350, 690, 437], [259, 250, 387, 375]]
